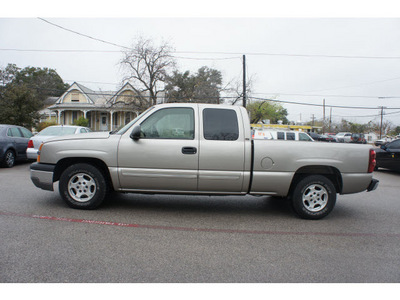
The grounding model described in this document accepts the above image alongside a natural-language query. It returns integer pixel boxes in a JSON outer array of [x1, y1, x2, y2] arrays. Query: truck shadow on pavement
[[100, 193, 294, 218]]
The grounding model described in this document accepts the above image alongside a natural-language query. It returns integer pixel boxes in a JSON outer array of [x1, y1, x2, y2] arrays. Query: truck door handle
[[182, 147, 197, 154]]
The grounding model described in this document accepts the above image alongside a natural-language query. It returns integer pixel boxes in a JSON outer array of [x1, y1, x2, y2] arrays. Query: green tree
[[0, 83, 41, 128], [165, 66, 222, 103], [0, 64, 69, 128], [247, 101, 289, 124], [14, 66, 69, 101]]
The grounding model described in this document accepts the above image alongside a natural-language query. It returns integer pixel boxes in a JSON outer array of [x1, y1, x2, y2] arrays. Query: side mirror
[[130, 125, 141, 140], [380, 145, 387, 150]]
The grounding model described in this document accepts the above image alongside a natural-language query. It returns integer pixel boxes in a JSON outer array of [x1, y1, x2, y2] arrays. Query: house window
[[114, 112, 118, 126], [71, 92, 80, 102], [72, 111, 78, 123], [125, 113, 131, 125]]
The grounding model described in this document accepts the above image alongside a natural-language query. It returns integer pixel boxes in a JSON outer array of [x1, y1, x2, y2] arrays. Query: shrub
[[36, 121, 57, 132], [73, 117, 89, 127]]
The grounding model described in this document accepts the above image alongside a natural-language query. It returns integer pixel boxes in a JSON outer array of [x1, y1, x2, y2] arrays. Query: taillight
[[27, 140, 33, 148], [368, 149, 376, 173]]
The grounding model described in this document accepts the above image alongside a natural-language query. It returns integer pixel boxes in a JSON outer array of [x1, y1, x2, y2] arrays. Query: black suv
[[350, 133, 367, 144]]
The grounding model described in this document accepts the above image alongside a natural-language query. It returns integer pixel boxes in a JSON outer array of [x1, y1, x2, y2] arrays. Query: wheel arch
[[288, 165, 342, 197], [54, 157, 113, 190], [4, 146, 16, 155]]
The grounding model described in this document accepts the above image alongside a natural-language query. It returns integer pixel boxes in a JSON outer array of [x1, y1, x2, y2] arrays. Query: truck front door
[[117, 106, 199, 192]]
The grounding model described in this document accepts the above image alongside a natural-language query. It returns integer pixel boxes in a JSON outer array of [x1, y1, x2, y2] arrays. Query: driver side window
[[140, 108, 194, 139], [388, 140, 400, 150]]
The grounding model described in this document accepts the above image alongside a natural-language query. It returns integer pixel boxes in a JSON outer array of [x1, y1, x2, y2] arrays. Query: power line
[[249, 96, 400, 110], [252, 92, 400, 99], [37, 18, 400, 60], [175, 51, 400, 60], [12, 83, 400, 110], [38, 18, 131, 50], [0, 48, 240, 61], [0, 48, 120, 53]]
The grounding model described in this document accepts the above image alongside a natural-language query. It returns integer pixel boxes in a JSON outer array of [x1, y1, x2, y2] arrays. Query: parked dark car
[[375, 139, 400, 172], [0, 124, 33, 168], [309, 132, 337, 142], [308, 132, 322, 141]]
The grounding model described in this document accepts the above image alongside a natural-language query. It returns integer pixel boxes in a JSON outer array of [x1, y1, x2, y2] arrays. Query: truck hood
[[44, 132, 111, 143]]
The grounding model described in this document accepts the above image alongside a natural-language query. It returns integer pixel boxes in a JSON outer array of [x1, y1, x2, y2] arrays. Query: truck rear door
[[197, 106, 249, 193]]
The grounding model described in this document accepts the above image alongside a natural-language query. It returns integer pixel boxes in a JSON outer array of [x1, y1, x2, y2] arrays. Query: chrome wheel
[[68, 173, 97, 202], [292, 175, 336, 219], [302, 184, 328, 212], [5, 150, 15, 168]]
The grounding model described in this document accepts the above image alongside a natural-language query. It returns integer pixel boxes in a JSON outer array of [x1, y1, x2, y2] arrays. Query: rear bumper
[[367, 178, 379, 192], [30, 162, 55, 191], [26, 148, 38, 160]]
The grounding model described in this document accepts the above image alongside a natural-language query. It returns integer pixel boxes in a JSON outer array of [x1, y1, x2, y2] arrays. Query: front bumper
[[367, 178, 379, 192], [30, 162, 55, 191]]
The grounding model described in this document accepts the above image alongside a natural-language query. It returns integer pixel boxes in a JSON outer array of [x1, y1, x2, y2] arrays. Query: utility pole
[[243, 55, 246, 108], [323, 99, 326, 134], [329, 107, 332, 133], [379, 106, 386, 138]]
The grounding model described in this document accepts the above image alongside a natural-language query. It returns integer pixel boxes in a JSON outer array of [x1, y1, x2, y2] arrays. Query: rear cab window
[[203, 108, 239, 141]]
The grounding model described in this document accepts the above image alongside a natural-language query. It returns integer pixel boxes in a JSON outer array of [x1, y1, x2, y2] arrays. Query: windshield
[[116, 107, 154, 135], [37, 127, 77, 136]]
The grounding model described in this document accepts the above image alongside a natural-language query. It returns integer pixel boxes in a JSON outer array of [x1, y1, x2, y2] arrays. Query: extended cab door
[[117, 106, 199, 192], [197, 106, 250, 193]]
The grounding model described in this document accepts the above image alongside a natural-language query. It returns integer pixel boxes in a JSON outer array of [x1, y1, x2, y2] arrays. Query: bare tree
[[223, 74, 256, 105], [120, 37, 176, 107]]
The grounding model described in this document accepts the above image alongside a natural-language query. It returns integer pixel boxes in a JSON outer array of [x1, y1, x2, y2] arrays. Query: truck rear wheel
[[291, 175, 336, 220], [59, 163, 107, 209]]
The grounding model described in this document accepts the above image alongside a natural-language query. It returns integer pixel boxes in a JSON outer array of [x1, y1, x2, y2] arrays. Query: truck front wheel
[[291, 175, 336, 220], [59, 163, 107, 209]]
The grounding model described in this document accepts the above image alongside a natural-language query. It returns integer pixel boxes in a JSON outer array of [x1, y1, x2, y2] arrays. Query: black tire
[[59, 163, 107, 209], [1, 149, 15, 168], [291, 175, 336, 220]]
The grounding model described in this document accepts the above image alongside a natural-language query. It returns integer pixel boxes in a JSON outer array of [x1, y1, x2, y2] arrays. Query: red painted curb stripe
[[1, 210, 399, 238]]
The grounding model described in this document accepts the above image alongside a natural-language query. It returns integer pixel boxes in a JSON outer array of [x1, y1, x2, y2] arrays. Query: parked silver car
[[336, 132, 352, 143], [27, 125, 91, 160]]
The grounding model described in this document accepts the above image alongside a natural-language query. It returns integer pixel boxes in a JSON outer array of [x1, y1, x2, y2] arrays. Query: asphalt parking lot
[[0, 162, 399, 283]]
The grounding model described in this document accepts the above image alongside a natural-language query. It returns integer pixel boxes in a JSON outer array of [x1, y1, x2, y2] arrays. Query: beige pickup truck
[[30, 103, 378, 219]]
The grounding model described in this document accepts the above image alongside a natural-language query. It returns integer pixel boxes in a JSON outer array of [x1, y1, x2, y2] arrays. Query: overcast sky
[[2, 1, 400, 127]]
